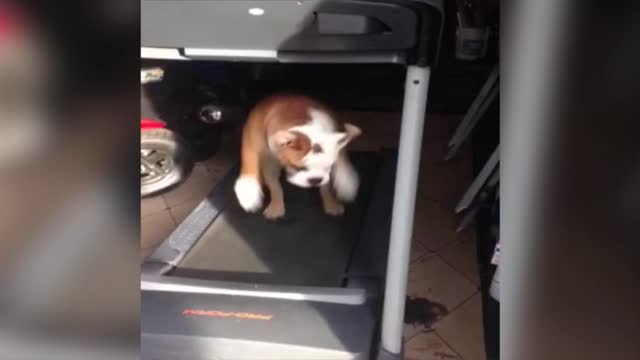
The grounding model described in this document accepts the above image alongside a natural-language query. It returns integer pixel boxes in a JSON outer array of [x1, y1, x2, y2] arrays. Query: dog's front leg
[[235, 122, 265, 212], [320, 183, 345, 216], [261, 156, 286, 220]]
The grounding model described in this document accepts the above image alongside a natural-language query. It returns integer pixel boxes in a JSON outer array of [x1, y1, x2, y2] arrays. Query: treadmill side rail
[[142, 274, 368, 305], [146, 165, 239, 267], [142, 334, 366, 360]]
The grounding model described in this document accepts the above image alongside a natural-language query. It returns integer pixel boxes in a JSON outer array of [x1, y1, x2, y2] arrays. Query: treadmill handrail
[[142, 275, 368, 305], [141, 46, 406, 63]]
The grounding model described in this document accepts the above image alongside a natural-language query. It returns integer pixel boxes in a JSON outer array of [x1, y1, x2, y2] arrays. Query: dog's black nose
[[308, 177, 323, 186]]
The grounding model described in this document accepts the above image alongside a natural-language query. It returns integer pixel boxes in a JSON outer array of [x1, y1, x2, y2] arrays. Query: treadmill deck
[[172, 152, 380, 287]]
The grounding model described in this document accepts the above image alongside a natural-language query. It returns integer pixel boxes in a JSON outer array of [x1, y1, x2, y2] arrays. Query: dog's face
[[271, 119, 361, 188]]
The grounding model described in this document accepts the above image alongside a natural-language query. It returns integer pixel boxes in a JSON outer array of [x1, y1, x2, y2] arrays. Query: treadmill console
[[141, 0, 443, 65]]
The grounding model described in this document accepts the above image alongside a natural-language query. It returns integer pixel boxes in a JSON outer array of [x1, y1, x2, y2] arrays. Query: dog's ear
[[337, 123, 362, 147], [344, 123, 362, 139], [272, 130, 307, 151], [273, 130, 296, 146]]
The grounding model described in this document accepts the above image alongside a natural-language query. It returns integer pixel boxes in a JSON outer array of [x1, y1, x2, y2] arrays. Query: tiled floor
[[141, 112, 485, 360]]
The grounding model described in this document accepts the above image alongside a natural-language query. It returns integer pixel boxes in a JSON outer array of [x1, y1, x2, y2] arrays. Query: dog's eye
[[291, 165, 308, 172]]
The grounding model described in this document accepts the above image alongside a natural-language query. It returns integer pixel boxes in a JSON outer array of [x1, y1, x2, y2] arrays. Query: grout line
[[446, 290, 480, 316], [410, 240, 432, 263], [426, 239, 458, 254], [430, 290, 480, 332], [141, 196, 171, 219], [161, 195, 171, 211], [404, 327, 436, 344], [404, 251, 481, 332], [403, 287, 480, 351], [404, 331, 420, 344], [141, 208, 172, 221], [434, 330, 466, 360], [166, 207, 179, 226], [408, 249, 437, 266], [436, 244, 481, 288]]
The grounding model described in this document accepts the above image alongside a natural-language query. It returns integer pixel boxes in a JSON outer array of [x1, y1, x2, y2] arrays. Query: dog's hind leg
[[332, 152, 359, 203]]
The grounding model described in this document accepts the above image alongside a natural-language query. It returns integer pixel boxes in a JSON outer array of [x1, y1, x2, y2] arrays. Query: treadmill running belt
[[172, 152, 380, 287]]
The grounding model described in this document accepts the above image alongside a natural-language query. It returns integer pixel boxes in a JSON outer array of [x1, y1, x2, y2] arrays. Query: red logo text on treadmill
[[182, 309, 273, 321]]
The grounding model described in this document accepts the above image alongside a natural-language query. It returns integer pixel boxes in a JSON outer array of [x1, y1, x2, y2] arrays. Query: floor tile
[[420, 140, 451, 166], [201, 142, 238, 174], [203, 156, 236, 176], [438, 230, 481, 286], [141, 195, 167, 218], [167, 152, 235, 225], [418, 166, 471, 211], [407, 255, 478, 314], [141, 210, 176, 258], [339, 111, 401, 151], [141, 245, 158, 261], [422, 113, 458, 144], [412, 200, 459, 252], [435, 294, 486, 360], [404, 293, 449, 341], [404, 255, 478, 339], [447, 140, 474, 177], [405, 322, 424, 343], [169, 197, 202, 224], [405, 331, 461, 360], [163, 163, 221, 207], [411, 240, 429, 263]]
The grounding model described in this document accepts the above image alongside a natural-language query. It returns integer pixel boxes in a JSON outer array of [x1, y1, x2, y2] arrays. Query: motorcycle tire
[[141, 128, 193, 197]]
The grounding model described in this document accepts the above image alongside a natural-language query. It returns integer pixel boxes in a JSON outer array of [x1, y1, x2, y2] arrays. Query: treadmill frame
[[141, 1, 443, 359], [143, 66, 430, 359], [379, 65, 430, 356]]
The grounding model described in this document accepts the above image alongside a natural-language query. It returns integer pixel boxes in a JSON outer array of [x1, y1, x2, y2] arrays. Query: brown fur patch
[[274, 131, 310, 169], [262, 95, 333, 135]]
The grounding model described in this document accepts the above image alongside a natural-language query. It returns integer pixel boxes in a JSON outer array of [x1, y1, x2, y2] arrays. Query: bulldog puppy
[[234, 95, 361, 220]]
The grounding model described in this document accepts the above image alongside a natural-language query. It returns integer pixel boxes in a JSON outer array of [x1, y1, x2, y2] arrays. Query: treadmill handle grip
[[310, 0, 413, 38], [314, 12, 391, 35]]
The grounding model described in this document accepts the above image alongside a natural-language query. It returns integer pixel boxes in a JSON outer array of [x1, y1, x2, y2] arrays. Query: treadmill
[[141, 1, 443, 359]]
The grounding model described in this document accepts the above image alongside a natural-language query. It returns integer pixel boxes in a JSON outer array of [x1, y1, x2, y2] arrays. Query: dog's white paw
[[234, 176, 264, 212], [333, 159, 359, 203]]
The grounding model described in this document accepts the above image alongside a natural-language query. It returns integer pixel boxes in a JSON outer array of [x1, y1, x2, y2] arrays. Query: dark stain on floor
[[404, 296, 449, 328]]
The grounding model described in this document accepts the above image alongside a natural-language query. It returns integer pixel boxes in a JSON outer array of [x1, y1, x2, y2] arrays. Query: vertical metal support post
[[445, 82, 499, 160], [455, 145, 500, 213], [379, 65, 431, 356], [447, 66, 499, 148]]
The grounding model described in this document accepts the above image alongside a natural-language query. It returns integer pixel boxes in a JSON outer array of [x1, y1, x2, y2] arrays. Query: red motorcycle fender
[[141, 118, 166, 130]]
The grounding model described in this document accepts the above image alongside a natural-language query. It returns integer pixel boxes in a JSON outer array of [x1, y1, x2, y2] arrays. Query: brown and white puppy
[[234, 95, 361, 219]]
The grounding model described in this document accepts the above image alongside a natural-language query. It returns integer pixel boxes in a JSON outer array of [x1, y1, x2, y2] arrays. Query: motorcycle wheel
[[141, 128, 193, 197]]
